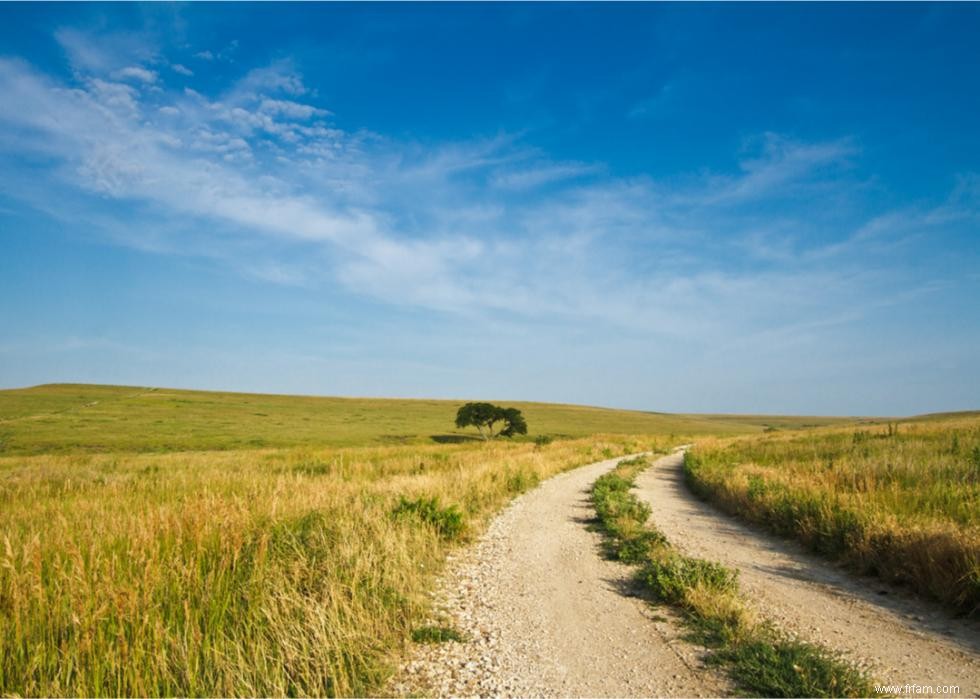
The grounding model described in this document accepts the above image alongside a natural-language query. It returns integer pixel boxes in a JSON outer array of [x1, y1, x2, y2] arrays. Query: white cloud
[[237, 63, 308, 96], [84, 78, 141, 116], [194, 50, 214, 61], [491, 162, 600, 190], [55, 27, 116, 73], [55, 27, 157, 75], [171, 63, 193, 77], [0, 46, 973, 350], [113, 66, 158, 84], [259, 98, 329, 120]]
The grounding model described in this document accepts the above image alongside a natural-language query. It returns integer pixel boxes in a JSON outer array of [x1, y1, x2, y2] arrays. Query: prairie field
[[686, 414, 980, 615], [2, 383, 743, 696], [0, 435, 669, 696], [0, 384, 853, 455], [9, 382, 964, 697]]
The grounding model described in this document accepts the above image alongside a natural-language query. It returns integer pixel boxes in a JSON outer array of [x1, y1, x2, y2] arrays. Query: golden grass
[[686, 416, 980, 615], [0, 435, 667, 696]]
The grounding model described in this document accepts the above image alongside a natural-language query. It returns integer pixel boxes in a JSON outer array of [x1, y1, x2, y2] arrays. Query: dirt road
[[389, 453, 729, 697], [391, 450, 980, 697], [633, 450, 980, 695]]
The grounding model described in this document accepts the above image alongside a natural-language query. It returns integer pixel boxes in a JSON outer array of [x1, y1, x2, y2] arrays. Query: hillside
[[0, 383, 858, 455]]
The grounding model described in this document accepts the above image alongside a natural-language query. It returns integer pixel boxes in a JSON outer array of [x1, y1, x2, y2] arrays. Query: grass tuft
[[391, 495, 467, 541], [411, 625, 465, 643], [639, 552, 738, 604], [719, 635, 873, 698]]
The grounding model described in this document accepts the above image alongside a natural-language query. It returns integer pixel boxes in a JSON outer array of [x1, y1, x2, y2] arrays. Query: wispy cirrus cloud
[[0, 28, 975, 347], [490, 161, 601, 190]]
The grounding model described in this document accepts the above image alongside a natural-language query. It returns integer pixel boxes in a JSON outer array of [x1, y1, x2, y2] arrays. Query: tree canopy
[[455, 402, 528, 440]]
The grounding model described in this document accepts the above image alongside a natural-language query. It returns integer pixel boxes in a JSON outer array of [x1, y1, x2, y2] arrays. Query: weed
[[411, 625, 465, 643], [391, 496, 466, 540], [640, 554, 737, 604], [720, 635, 873, 698]]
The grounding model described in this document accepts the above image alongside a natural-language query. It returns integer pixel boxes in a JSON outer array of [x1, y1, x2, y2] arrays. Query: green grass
[[391, 495, 466, 540], [410, 626, 465, 644], [590, 456, 874, 698], [0, 383, 847, 455], [678, 413, 871, 431], [686, 415, 980, 615]]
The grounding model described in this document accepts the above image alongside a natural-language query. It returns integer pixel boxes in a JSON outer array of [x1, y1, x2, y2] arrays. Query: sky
[[0, 3, 978, 416]]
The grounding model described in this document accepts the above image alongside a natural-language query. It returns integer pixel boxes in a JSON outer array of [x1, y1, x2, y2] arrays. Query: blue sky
[[1, 3, 978, 415]]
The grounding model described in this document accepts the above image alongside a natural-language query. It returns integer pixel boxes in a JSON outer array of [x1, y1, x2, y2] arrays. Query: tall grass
[[0, 436, 659, 696], [686, 416, 980, 616]]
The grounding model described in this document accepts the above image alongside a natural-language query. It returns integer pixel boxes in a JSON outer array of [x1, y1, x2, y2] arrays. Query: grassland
[[5, 383, 754, 696], [8, 382, 937, 695], [0, 383, 855, 455], [0, 435, 676, 696], [686, 414, 980, 616]]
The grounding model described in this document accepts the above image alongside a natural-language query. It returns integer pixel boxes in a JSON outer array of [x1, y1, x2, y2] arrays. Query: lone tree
[[455, 402, 528, 440]]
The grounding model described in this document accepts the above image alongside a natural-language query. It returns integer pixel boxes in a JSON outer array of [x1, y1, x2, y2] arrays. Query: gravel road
[[388, 452, 730, 698], [634, 450, 980, 696]]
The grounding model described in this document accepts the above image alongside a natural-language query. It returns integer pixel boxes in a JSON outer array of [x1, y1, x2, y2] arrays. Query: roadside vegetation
[[685, 414, 980, 616], [0, 428, 666, 696], [591, 456, 874, 698]]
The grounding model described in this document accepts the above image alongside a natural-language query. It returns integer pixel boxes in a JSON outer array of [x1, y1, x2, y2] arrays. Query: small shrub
[[722, 635, 874, 698], [411, 625, 465, 643], [593, 485, 651, 525], [534, 434, 554, 446], [612, 527, 665, 564], [618, 455, 650, 467], [746, 474, 768, 501], [505, 469, 539, 494], [683, 584, 755, 646], [391, 496, 466, 540], [640, 553, 738, 605]]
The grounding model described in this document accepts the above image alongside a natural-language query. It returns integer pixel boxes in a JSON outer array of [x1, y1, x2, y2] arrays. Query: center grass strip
[[591, 456, 875, 698]]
